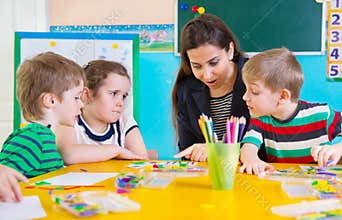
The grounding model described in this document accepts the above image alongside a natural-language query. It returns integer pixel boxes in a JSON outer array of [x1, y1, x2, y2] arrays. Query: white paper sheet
[[36, 172, 118, 186], [0, 196, 46, 220]]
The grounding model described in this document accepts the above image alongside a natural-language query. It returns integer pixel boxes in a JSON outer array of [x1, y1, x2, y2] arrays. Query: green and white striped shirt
[[0, 123, 64, 178]]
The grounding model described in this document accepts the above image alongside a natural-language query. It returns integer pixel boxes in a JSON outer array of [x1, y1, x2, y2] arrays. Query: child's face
[[55, 81, 84, 126], [88, 73, 130, 123], [187, 44, 234, 91], [243, 80, 281, 117]]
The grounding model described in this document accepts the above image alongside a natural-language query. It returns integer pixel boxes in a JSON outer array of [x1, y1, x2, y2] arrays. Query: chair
[[147, 149, 158, 160]]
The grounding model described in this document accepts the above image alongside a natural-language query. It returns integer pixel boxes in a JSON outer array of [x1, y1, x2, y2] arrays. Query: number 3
[[331, 31, 340, 43]]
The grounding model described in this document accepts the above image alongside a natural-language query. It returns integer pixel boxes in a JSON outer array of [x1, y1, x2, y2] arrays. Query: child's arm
[[0, 164, 28, 202], [124, 127, 148, 159], [312, 109, 342, 167], [56, 125, 142, 165], [311, 142, 342, 167], [240, 143, 274, 175], [173, 143, 207, 162]]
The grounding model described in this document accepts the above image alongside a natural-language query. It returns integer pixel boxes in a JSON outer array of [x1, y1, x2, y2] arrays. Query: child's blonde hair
[[242, 47, 304, 101], [16, 52, 85, 122], [83, 60, 130, 97]]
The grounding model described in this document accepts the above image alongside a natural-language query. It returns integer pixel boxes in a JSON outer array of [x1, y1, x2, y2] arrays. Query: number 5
[[330, 65, 339, 77]]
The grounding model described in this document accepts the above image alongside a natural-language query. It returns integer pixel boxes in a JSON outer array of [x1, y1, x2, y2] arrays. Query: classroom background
[[0, 0, 341, 159]]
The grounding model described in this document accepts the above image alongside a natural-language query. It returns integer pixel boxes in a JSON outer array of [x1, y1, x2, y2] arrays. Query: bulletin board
[[14, 32, 140, 129], [175, 0, 325, 55]]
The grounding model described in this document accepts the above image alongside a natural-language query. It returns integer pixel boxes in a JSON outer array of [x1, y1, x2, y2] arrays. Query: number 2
[[332, 14, 341, 25]]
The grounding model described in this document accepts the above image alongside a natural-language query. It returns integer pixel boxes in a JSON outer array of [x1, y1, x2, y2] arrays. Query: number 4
[[331, 48, 340, 59]]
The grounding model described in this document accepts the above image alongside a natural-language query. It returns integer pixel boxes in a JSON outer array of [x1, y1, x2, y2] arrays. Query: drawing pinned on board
[[50, 24, 174, 52]]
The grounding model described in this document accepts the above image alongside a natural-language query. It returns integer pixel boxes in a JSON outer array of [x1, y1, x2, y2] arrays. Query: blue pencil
[[238, 117, 246, 142]]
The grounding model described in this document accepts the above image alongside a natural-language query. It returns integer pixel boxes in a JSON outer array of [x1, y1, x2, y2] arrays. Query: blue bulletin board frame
[[50, 24, 174, 52], [14, 32, 140, 129]]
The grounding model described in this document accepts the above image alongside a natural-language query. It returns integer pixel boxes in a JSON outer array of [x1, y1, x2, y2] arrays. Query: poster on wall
[[327, 0, 342, 80], [50, 24, 174, 52], [14, 32, 140, 129]]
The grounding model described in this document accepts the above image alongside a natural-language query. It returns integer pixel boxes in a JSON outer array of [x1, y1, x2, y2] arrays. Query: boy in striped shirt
[[0, 52, 85, 178], [239, 48, 342, 175]]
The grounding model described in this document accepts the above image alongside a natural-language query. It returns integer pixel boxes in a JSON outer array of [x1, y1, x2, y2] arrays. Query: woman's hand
[[174, 143, 207, 162]]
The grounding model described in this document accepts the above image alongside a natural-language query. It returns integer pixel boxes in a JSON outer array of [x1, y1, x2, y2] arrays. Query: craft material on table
[[296, 209, 342, 220], [52, 190, 140, 217], [115, 173, 144, 189], [311, 179, 342, 199], [32, 172, 118, 186], [128, 161, 207, 173], [0, 196, 46, 219], [115, 172, 174, 189], [281, 182, 316, 198], [281, 179, 342, 199], [259, 168, 337, 182], [300, 165, 342, 176], [271, 199, 342, 218]]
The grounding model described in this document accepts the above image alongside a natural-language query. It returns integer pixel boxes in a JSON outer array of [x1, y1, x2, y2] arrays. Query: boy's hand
[[311, 144, 342, 167], [239, 159, 274, 175], [239, 143, 274, 175], [174, 143, 207, 162], [0, 164, 28, 202]]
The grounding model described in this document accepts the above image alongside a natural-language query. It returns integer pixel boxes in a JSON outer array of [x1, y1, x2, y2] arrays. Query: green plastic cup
[[206, 143, 240, 190]]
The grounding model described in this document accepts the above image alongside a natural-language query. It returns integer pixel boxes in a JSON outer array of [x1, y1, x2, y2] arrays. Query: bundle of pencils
[[198, 114, 246, 144], [198, 113, 217, 143], [224, 116, 246, 144]]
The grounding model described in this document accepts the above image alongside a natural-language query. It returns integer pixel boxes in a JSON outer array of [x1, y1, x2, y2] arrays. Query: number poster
[[328, 0, 342, 80]]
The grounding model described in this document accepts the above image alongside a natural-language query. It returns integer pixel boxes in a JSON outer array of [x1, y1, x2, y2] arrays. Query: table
[[23, 161, 309, 219]]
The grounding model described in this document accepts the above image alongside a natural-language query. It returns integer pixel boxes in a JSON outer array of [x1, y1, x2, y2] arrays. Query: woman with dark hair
[[173, 13, 250, 161]]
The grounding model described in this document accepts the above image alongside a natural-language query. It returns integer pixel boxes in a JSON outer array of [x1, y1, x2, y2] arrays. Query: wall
[[51, 0, 342, 158], [49, 0, 174, 25], [14, 1, 342, 158], [0, 0, 48, 147]]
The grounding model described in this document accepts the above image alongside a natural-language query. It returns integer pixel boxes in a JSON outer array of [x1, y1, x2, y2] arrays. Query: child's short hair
[[242, 47, 304, 101], [16, 52, 85, 122], [83, 60, 130, 96]]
